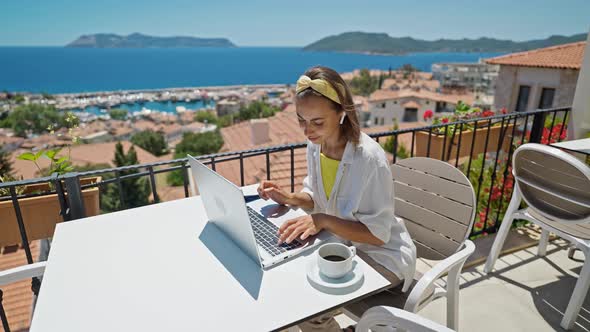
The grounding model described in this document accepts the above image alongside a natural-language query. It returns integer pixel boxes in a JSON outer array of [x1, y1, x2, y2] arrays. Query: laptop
[[188, 155, 329, 269]]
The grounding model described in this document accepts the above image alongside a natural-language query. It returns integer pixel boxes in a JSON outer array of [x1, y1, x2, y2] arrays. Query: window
[[381, 103, 386, 108], [394, 100, 398, 104], [374, 117, 378, 125], [380, 117, 385, 125], [515, 85, 530, 112], [538, 88, 555, 109], [403, 108, 418, 122], [435, 102, 447, 113]]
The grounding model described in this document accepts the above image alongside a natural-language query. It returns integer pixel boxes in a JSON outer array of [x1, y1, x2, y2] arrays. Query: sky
[[1, 0, 588, 47]]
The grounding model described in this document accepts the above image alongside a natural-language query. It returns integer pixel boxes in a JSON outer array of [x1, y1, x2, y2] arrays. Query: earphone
[[339, 112, 346, 125]]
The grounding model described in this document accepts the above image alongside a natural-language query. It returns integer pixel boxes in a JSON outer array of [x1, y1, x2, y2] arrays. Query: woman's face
[[295, 95, 342, 145]]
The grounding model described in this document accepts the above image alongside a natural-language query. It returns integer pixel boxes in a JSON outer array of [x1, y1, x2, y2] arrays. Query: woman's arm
[[317, 213, 385, 246], [278, 213, 385, 246], [258, 181, 314, 210], [286, 192, 314, 210]]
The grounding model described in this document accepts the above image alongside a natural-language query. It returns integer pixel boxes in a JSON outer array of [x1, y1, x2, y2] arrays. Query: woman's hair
[[295, 66, 361, 145]]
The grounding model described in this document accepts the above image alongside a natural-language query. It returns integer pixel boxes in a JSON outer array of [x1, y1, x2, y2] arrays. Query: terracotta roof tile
[[369, 89, 474, 105], [11, 141, 161, 179], [485, 41, 585, 69]]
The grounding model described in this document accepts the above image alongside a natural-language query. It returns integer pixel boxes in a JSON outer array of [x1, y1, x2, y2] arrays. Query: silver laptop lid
[[187, 155, 263, 267]]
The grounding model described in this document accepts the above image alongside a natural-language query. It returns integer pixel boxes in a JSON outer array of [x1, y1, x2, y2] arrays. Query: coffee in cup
[[317, 243, 356, 279]]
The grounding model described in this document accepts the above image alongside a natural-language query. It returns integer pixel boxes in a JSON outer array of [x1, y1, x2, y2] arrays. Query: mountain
[[66, 33, 236, 48], [303, 32, 587, 54]]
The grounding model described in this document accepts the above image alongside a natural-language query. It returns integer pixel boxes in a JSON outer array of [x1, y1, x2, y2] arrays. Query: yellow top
[[320, 152, 340, 200]]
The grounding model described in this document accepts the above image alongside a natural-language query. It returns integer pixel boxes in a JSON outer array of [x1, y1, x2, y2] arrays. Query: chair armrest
[[0, 262, 46, 287], [404, 240, 475, 312], [356, 306, 454, 332]]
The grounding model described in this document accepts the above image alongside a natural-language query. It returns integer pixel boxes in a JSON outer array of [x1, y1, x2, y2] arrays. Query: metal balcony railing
[[0, 106, 572, 331]]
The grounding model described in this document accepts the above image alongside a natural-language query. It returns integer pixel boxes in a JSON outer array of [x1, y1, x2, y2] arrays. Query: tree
[[101, 142, 151, 212], [400, 64, 420, 78], [194, 111, 218, 124], [349, 69, 381, 96], [217, 114, 234, 128], [13, 95, 25, 104], [0, 146, 13, 177], [174, 131, 224, 157], [41, 92, 55, 100], [383, 119, 409, 160], [167, 131, 224, 186], [109, 108, 128, 120], [130, 129, 168, 156], [237, 101, 280, 121], [0, 104, 77, 137]]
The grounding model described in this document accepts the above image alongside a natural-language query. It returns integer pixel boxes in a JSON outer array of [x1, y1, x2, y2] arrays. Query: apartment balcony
[[1, 106, 588, 332]]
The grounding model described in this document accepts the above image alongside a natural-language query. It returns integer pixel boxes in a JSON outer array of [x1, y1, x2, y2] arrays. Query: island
[[67, 33, 236, 48]]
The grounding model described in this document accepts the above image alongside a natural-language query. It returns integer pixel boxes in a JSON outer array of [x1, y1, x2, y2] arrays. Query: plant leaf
[[56, 156, 68, 164], [17, 152, 37, 161], [44, 147, 62, 160], [44, 150, 56, 159]]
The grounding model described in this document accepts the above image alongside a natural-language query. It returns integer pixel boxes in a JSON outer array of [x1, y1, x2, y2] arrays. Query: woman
[[257, 66, 416, 331]]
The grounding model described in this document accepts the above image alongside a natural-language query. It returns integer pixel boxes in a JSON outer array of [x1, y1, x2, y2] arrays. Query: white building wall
[[494, 65, 579, 112], [368, 97, 440, 126]]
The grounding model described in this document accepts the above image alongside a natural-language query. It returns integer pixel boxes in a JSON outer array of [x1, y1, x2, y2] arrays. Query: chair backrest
[[0, 261, 46, 332], [512, 143, 590, 238], [391, 157, 476, 260]]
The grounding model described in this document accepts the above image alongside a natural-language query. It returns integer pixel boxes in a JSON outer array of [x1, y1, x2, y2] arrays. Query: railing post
[[528, 112, 547, 143], [0, 289, 10, 332], [62, 173, 87, 220]]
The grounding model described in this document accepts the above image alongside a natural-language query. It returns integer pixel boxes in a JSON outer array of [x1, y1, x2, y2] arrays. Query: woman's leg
[[298, 310, 341, 332], [343, 250, 403, 319]]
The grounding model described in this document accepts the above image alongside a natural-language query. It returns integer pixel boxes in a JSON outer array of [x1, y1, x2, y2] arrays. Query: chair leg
[[484, 188, 521, 274], [561, 257, 590, 330], [446, 264, 462, 331], [538, 229, 549, 257], [568, 246, 578, 260]]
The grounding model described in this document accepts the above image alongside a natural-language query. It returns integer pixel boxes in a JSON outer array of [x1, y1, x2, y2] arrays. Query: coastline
[[54, 83, 288, 98]]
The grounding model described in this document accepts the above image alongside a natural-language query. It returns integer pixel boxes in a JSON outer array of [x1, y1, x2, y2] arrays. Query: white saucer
[[306, 258, 364, 294]]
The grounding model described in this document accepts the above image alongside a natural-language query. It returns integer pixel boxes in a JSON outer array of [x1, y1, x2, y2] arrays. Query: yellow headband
[[295, 75, 341, 105]]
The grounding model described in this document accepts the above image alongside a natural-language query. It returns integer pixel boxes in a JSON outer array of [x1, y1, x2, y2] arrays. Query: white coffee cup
[[317, 243, 357, 279]]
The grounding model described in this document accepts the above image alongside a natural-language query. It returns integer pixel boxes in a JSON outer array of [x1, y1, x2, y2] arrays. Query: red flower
[[423, 109, 434, 121], [500, 108, 508, 114], [482, 110, 495, 117], [441, 117, 449, 124]]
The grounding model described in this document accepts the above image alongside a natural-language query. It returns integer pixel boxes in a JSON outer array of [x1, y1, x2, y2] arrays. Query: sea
[[0, 47, 502, 113]]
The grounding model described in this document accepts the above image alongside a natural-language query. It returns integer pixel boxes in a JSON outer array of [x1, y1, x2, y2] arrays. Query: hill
[[303, 32, 587, 54]]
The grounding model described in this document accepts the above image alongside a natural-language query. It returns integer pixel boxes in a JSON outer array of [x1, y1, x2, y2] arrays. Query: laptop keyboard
[[247, 206, 303, 256]]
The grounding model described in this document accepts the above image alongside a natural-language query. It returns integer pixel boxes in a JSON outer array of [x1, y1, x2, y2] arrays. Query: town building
[[486, 42, 585, 112]]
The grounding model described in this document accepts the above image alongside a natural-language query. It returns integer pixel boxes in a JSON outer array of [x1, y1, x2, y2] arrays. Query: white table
[[551, 138, 590, 156], [30, 186, 391, 332]]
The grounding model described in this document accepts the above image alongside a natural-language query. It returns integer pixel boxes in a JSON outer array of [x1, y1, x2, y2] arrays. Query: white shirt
[[302, 132, 417, 291]]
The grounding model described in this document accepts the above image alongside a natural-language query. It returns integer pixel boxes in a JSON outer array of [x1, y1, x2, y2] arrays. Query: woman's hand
[[257, 180, 293, 205], [278, 214, 325, 244]]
